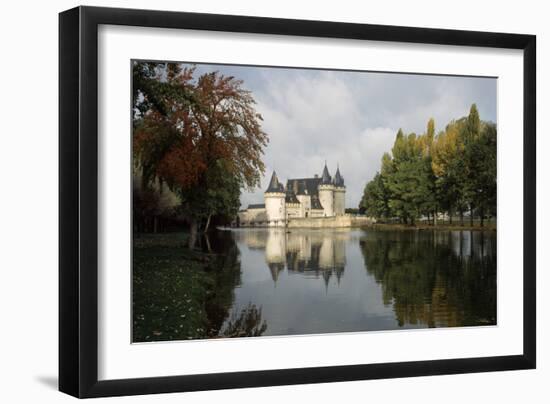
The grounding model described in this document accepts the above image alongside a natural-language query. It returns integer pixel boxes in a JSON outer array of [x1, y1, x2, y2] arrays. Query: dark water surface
[[220, 228, 496, 337], [133, 228, 496, 342]]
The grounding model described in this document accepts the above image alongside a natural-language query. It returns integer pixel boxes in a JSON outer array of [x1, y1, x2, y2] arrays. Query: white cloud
[[239, 71, 400, 209], [205, 65, 498, 210]]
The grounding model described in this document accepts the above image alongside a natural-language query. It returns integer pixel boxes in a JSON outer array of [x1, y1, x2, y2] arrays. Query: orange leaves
[[133, 63, 269, 195], [157, 138, 206, 190]]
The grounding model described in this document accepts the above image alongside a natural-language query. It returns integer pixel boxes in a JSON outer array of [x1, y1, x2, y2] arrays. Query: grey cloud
[[178, 62, 496, 210]]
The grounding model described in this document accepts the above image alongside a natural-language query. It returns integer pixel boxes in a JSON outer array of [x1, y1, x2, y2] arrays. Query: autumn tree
[[360, 106, 496, 227], [133, 63, 268, 246], [432, 121, 467, 224]]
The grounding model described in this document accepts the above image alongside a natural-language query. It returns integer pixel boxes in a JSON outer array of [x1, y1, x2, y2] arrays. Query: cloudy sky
[[191, 63, 496, 209]]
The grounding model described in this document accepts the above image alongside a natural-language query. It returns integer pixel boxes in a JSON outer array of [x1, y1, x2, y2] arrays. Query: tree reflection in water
[[132, 231, 268, 342], [134, 228, 497, 342], [359, 229, 496, 328], [220, 303, 268, 338], [202, 232, 268, 338]]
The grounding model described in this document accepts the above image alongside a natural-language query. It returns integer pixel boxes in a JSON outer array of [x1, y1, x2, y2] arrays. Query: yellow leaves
[[431, 124, 463, 177]]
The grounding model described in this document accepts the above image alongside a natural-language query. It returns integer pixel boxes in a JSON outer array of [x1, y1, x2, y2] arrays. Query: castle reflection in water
[[233, 229, 348, 287], [228, 228, 496, 333], [230, 228, 495, 290]]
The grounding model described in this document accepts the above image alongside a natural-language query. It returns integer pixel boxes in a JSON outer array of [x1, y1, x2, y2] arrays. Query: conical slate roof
[[333, 166, 345, 187], [265, 171, 285, 193], [321, 163, 332, 185]]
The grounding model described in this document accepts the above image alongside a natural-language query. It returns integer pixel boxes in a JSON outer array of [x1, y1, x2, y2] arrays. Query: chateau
[[238, 163, 346, 227]]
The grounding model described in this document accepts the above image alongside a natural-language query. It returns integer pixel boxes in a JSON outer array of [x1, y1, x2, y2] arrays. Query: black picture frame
[[59, 5, 536, 398]]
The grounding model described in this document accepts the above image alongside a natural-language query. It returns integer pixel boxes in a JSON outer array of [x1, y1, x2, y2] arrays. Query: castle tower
[[318, 235, 335, 270], [333, 165, 346, 216], [264, 171, 286, 227], [265, 229, 286, 280], [318, 163, 335, 217]]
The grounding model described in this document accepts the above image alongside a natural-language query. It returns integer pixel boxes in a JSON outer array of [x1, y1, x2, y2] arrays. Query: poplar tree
[[360, 105, 496, 227]]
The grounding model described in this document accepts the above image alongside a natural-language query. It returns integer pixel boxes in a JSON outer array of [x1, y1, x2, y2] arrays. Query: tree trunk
[[470, 207, 474, 227], [480, 207, 485, 227], [153, 216, 158, 233], [204, 213, 212, 233], [433, 210, 437, 226], [204, 233, 212, 253], [449, 208, 453, 225], [188, 218, 198, 249], [460, 210, 464, 227]]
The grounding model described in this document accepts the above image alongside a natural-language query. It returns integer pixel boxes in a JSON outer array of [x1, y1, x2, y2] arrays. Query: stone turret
[[318, 163, 335, 217], [333, 165, 346, 216], [264, 171, 286, 227]]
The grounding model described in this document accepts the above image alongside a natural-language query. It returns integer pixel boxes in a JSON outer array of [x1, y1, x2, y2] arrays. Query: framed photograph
[[59, 6, 536, 398]]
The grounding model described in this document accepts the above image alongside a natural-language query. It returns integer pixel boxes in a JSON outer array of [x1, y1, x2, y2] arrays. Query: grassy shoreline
[[133, 232, 270, 342], [132, 233, 221, 342], [366, 222, 496, 231]]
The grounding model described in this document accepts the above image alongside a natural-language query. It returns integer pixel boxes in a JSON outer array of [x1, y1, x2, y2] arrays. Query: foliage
[[132, 232, 268, 342], [221, 303, 268, 338], [360, 104, 496, 226], [359, 229, 497, 327], [360, 173, 390, 218], [132, 62, 269, 238]]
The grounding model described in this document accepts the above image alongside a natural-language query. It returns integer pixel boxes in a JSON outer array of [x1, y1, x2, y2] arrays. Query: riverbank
[[132, 232, 241, 342], [366, 222, 496, 231]]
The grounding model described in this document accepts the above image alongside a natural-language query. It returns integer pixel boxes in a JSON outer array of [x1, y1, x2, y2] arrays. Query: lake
[[132, 227, 497, 342], [216, 227, 496, 337]]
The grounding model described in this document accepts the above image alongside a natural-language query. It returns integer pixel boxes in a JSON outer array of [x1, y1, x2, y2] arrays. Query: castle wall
[[309, 209, 324, 218], [334, 187, 346, 216], [286, 215, 373, 228], [238, 208, 267, 225], [296, 194, 311, 217], [318, 185, 334, 217], [286, 203, 301, 219]]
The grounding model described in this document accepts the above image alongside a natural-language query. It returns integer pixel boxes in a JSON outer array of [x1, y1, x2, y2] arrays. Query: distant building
[[239, 163, 346, 227]]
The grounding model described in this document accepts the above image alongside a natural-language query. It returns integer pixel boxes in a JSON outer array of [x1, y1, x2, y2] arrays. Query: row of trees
[[132, 62, 268, 246], [360, 104, 496, 226]]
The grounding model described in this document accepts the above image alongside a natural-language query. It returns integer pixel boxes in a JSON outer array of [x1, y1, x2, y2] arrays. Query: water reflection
[[220, 303, 268, 338], [237, 229, 348, 287], [225, 228, 496, 336], [133, 228, 497, 342], [359, 230, 496, 328]]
